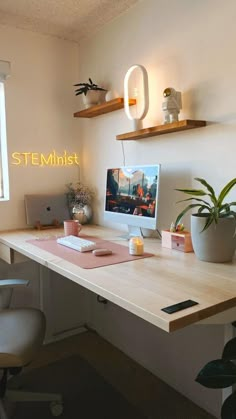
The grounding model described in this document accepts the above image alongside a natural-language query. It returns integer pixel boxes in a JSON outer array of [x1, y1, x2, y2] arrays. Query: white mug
[[64, 220, 82, 236]]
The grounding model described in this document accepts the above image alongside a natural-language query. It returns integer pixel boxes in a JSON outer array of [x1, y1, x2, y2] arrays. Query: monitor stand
[[119, 225, 143, 240]]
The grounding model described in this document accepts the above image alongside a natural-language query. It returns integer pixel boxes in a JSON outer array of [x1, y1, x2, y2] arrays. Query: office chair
[[0, 279, 63, 419]]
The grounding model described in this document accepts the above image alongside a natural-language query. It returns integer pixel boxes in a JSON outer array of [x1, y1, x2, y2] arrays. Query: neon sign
[[11, 150, 79, 166]]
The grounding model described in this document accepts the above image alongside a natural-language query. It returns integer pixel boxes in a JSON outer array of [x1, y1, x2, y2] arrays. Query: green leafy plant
[[74, 78, 106, 96], [175, 177, 236, 231], [196, 334, 236, 419]]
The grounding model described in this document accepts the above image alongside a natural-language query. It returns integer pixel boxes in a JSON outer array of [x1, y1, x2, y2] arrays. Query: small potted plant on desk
[[175, 177, 236, 262], [74, 78, 106, 108]]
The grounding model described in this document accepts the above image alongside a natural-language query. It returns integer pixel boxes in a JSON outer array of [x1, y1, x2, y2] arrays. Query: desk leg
[[39, 265, 54, 342]]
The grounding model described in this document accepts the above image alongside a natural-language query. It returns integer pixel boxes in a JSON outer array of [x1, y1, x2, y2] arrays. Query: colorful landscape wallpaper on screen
[[105, 166, 159, 218]]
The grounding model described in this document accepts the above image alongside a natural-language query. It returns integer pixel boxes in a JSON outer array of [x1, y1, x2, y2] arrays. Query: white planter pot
[[191, 214, 236, 263], [82, 90, 101, 108]]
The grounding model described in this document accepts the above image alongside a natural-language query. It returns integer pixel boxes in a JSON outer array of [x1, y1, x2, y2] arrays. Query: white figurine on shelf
[[162, 87, 182, 124]]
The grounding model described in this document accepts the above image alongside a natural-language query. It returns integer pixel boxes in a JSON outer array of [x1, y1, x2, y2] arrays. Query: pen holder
[[161, 230, 193, 253]]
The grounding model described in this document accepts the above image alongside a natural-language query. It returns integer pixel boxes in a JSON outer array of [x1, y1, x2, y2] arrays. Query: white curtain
[[0, 60, 10, 200]]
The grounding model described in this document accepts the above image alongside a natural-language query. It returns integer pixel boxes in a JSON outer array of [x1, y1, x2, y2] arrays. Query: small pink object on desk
[[64, 220, 82, 236], [161, 230, 193, 253]]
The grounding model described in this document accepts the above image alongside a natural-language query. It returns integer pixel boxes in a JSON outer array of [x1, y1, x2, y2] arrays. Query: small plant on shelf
[[74, 78, 106, 96], [196, 334, 236, 419]]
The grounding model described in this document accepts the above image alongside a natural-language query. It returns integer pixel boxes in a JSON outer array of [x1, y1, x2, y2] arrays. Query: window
[[0, 60, 10, 201]]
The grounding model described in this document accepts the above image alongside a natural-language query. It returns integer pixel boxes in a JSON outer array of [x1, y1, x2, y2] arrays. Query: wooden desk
[[0, 225, 235, 333]]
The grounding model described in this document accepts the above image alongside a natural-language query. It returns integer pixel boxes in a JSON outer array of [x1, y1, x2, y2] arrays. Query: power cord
[[156, 228, 162, 239], [121, 141, 126, 166]]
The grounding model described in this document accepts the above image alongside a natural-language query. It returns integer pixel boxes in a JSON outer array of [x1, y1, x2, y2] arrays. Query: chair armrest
[[0, 279, 29, 288]]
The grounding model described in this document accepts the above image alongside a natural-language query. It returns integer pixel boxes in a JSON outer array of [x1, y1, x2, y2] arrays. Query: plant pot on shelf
[[82, 90, 101, 108], [191, 214, 236, 263]]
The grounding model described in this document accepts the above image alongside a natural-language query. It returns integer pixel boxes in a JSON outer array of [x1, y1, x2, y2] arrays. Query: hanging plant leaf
[[221, 392, 236, 419], [196, 359, 236, 388], [194, 177, 218, 205], [176, 197, 211, 207], [222, 337, 236, 360], [218, 178, 236, 206], [175, 188, 207, 196], [201, 213, 215, 232], [174, 204, 205, 227]]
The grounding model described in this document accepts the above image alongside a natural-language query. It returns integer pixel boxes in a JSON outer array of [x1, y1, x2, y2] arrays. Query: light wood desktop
[[0, 224, 235, 333]]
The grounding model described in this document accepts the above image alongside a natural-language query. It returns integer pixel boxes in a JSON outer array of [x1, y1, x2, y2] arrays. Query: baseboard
[[44, 324, 88, 344]]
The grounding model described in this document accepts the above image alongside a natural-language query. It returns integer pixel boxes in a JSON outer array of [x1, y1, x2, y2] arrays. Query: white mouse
[[92, 249, 112, 256]]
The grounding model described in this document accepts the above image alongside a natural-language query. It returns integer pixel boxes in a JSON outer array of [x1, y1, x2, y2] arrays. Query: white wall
[[77, 1, 236, 417], [78, 0, 236, 232], [0, 25, 80, 230], [0, 25, 89, 343]]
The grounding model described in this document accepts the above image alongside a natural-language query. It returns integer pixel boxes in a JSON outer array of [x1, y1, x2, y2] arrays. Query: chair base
[[0, 389, 63, 418], [6, 389, 62, 403]]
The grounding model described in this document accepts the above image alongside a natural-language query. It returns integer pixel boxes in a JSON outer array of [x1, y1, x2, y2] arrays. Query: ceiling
[[0, 0, 139, 43]]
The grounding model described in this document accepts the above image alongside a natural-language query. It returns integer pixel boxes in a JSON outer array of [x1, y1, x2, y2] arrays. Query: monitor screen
[[104, 164, 160, 236]]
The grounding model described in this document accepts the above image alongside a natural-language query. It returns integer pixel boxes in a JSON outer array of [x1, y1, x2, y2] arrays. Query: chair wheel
[[50, 401, 63, 416]]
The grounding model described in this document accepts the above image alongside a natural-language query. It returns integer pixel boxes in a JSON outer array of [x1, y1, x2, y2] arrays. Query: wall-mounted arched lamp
[[124, 64, 149, 130]]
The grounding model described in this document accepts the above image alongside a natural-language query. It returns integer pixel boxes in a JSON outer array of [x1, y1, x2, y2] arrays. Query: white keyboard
[[57, 235, 97, 252]]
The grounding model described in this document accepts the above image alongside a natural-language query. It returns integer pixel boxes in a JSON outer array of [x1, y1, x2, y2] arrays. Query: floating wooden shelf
[[116, 119, 207, 141], [74, 98, 136, 118]]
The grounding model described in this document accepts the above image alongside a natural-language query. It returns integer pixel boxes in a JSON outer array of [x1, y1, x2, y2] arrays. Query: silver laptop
[[25, 194, 70, 227]]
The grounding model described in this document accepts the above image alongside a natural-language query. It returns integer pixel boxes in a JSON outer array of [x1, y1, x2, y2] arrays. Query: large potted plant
[[175, 177, 236, 262], [74, 78, 106, 108]]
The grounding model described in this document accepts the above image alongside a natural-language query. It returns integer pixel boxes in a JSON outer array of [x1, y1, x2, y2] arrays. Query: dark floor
[[26, 330, 216, 419]]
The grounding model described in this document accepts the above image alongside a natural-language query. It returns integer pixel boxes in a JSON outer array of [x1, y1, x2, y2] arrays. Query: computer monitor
[[104, 164, 161, 237]]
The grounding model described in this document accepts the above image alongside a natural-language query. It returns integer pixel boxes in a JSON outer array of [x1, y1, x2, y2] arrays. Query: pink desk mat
[[27, 235, 154, 269]]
